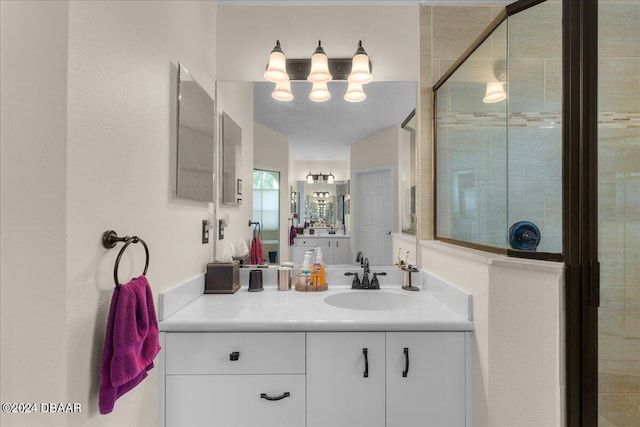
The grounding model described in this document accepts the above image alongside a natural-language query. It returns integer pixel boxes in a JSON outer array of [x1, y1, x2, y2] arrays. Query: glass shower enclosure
[[434, 0, 562, 258]]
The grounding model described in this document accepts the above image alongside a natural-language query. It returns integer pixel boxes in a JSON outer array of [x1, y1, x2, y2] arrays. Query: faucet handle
[[370, 272, 386, 289], [345, 272, 361, 289]]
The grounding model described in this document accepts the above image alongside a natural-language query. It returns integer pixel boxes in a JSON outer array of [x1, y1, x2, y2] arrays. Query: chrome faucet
[[356, 251, 364, 267]]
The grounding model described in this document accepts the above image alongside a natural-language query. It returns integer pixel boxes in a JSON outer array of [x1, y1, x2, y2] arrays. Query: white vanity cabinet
[[386, 332, 467, 427], [307, 332, 386, 427], [163, 332, 306, 427], [291, 236, 350, 265], [306, 332, 467, 427]]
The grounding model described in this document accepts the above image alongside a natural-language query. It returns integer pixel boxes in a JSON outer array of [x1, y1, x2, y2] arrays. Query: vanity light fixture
[[306, 172, 336, 184], [482, 82, 507, 104], [344, 82, 366, 103], [272, 79, 293, 102], [309, 81, 331, 102], [482, 59, 507, 104], [347, 40, 373, 85], [264, 40, 289, 83], [307, 41, 333, 84], [264, 40, 373, 103], [313, 191, 330, 198]]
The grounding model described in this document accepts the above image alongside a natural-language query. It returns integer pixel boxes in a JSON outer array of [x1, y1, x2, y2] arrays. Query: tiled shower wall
[[598, 1, 640, 426]]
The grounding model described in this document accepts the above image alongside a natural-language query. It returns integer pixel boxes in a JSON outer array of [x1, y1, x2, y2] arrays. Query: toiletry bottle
[[302, 252, 312, 275], [311, 248, 322, 286], [317, 249, 326, 287]]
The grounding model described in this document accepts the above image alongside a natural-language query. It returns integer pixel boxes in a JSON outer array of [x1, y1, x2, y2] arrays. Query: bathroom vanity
[[158, 270, 473, 427], [290, 234, 350, 265]]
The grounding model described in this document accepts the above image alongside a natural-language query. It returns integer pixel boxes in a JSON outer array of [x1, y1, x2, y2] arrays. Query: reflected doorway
[[253, 169, 280, 264], [354, 168, 393, 265]]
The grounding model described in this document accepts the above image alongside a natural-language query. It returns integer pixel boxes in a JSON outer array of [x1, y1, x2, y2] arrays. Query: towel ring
[[102, 230, 150, 287]]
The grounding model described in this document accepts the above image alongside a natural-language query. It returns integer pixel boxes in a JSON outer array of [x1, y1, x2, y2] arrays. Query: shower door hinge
[[589, 259, 600, 307]]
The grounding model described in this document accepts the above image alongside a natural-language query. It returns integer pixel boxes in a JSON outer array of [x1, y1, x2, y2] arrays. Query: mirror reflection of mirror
[[401, 109, 417, 235], [221, 112, 242, 205], [295, 180, 346, 231], [176, 63, 215, 202]]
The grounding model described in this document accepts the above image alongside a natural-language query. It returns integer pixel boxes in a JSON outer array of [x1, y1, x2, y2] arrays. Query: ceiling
[[254, 81, 417, 161]]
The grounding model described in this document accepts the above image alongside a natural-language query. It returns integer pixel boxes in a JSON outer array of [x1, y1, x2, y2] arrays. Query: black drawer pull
[[260, 392, 290, 401], [402, 347, 409, 377], [229, 351, 240, 361], [363, 348, 369, 378]]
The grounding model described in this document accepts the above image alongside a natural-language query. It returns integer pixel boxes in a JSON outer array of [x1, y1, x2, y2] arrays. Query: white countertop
[[159, 284, 473, 332]]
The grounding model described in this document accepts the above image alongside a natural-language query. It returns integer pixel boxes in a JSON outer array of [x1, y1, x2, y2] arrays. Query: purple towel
[[99, 276, 160, 414], [289, 225, 297, 246]]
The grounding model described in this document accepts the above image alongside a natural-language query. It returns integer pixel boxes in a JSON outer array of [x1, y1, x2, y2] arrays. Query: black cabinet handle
[[363, 348, 369, 378], [260, 392, 290, 401], [402, 347, 409, 377], [229, 351, 240, 361]]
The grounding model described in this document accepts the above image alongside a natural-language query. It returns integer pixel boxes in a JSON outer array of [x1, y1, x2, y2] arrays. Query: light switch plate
[[202, 220, 209, 244]]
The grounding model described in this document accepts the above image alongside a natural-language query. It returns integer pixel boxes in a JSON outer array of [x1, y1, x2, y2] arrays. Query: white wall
[[1, 2, 70, 426], [2, 1, 218, 426], [216, 5, 419, 82], [420, 241, 565, 427], [254, 122, 291, 262], [216, 82, 255, 262]]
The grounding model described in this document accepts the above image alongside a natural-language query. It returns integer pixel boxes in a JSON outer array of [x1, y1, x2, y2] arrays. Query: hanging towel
[[99, 275, 161, 414], [250, 236, 264, 264], [289, 225, 298, 246]]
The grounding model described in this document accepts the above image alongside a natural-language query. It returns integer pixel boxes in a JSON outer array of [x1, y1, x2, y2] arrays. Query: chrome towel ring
[[101, 230, 149, 287]]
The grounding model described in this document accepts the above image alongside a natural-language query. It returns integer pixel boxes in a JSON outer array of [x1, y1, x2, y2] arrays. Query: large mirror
[[253, 81, 416, 265], [176, 63, 215, 202]]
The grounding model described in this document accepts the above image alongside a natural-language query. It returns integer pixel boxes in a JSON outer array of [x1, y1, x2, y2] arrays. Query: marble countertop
[[159, 284, 473, 333]]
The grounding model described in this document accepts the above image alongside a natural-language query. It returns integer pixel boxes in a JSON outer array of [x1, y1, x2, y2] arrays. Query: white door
[[356, 169, 393, 265], [386, 332, 467, 427], [307, 332, 386, 427]]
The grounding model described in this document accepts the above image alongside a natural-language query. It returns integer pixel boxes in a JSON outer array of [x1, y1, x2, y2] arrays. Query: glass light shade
[[309, 82, 331, 102], [482, 82, 507, 103], [348, 53, 373, 84], [271, 79, 293, 101], [344, 82, 366, 102], [307, 41, 332, 83], [327, 173, 335, 184], [307, 173, 314, 184], [264, 41, 288, 83]]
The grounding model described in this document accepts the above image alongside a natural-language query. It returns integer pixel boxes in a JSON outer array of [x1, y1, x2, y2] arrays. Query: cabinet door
[[386, 332, 466, 427], [332, 238, 350, 264], [166, 374, 305, 427], [307, 332, 385, 427]]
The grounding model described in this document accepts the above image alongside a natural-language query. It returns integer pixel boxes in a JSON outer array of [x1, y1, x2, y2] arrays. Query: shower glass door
[[597, 1, 640, 425]]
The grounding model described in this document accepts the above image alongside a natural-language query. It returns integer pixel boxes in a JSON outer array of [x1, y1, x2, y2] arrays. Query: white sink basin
[[324, 291, 423, 311]]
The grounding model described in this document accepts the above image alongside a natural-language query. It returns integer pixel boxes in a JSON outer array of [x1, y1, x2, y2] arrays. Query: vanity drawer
[[293, 237, 317, 247], [166, 374, 305, 427], [165, 332, 305, 374]]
